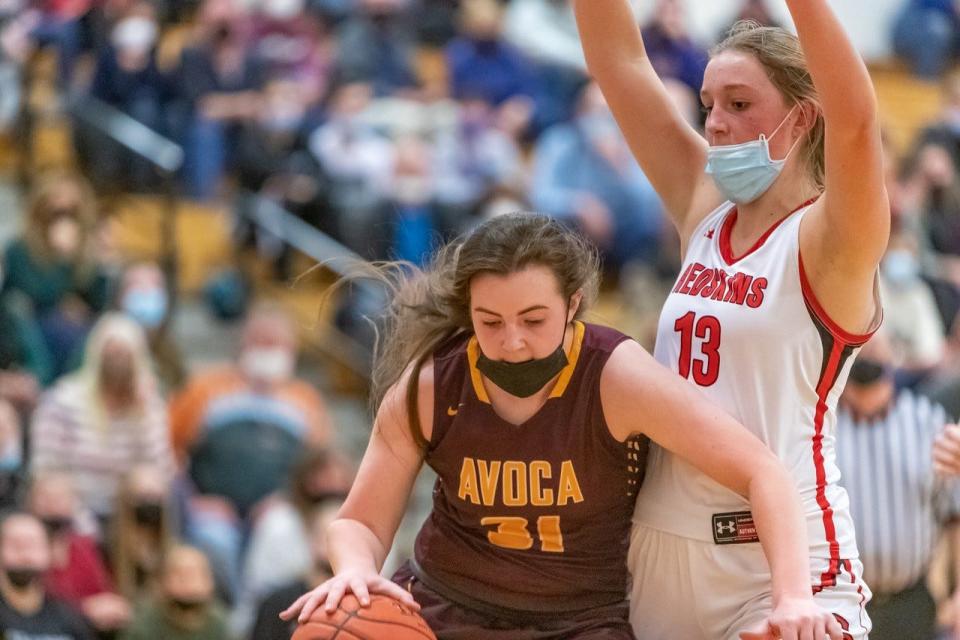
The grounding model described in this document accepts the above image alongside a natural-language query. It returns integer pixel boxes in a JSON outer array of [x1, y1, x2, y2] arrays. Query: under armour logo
[[716, 520, 736, 535], [705, 229, 715, 239]]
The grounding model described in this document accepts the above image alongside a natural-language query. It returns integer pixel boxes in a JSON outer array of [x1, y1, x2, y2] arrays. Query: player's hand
[[934, 424, 960, 476], [279, 569, 420, 624], [739, 597, 844, 640]]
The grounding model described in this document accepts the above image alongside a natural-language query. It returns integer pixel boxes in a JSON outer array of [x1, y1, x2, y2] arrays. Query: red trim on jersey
[[842, 559, 869, 635], [812, 341, 844, 593], [799, 252, 876, 346], [718, 197, 818, 266]]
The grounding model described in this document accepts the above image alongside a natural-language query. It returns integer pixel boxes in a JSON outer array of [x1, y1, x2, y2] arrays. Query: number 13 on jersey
[[674, 312, 721, 386]]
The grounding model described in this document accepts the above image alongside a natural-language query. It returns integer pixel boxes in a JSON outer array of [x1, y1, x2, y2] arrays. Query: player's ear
[[568, 290, 584, 322]]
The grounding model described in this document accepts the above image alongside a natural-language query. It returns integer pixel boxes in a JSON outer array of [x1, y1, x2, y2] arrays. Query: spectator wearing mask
[[445, 0, 538, 110], [236, 447, 351, 632], [169, 304, 332, 601], [116, 261, 184, 390], [110, 465, 178, 605], [83, 2, 173, 191], [879, 233, 947, 380], [1, 171, 113, 378], [0, 512, 94, 639], [28, 472, 132, 636], [120, 545, 230, 640], [31, 313, 175, 523], [835, 330, 960, 639], [530, 81, 665, 273], [248, 501, 341, 640]]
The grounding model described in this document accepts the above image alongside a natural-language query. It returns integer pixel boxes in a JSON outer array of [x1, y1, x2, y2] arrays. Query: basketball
[[291, 594, 437, 640]]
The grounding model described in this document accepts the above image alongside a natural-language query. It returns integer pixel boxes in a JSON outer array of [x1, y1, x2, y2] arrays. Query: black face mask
[[475, 315, 570, 399], [40, 516, 72, 537], [133, 502, 163, 527], [848, 358, 888, 386], [4, 567, 41, 590]]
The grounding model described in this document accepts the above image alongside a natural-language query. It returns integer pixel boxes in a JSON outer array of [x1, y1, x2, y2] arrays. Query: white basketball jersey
[[635, 200, 878, 564]]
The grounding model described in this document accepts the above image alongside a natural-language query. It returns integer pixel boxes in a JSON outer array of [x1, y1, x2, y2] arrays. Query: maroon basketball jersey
[[413, 321, 648, 612]]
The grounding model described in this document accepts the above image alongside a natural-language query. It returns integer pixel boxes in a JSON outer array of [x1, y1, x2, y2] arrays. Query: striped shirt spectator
[[30, 314, 175, 521]]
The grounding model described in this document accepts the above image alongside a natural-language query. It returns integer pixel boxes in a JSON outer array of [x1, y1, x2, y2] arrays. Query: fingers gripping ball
[[292, 594, 437, 640]]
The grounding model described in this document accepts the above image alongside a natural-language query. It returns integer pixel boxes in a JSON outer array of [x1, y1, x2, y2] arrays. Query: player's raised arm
[[573, 0, 713, 234], [602, 341, 843, 640], [792, 0, 889, 316], [280, 364, 432, 623]]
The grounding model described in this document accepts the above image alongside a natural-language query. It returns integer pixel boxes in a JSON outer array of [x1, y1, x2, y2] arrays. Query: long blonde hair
[[369, 213, 601, 448], [713, 21, 826, 190]]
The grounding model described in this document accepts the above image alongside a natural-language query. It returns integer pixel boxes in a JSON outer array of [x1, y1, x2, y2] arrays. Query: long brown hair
[[23, 170, 100, 266], [713, 21, 826, 190], [370, 213, 601, 449]]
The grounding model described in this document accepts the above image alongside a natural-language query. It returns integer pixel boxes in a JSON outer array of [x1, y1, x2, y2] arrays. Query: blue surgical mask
[[882, 249, 920, 287], [123, 288, 168, 329], [705, 107, 800, 204]]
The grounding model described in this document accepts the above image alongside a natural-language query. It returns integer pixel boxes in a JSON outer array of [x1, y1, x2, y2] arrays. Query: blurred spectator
[[0, 400, 22, 509], [895, 141, 960, 331], [835, 331, 960, 639], [640, 0, 708, 94], [0, 291, 51, 416], [374, 135, 444, 263], [446, 0, 537, 108], [412, 0, 460, 45], [28, 471, 132, 635], [432, 95, 524, 218], [233, 79, 331, 280], [116, 261, 184, 390], [502, 0, 586, 132], [0, 512, 94, 638], [174, 0, 266, 200], [81, 2, 175, 192], [917, 69, 960, 172], [892, 0, 960, 80], [530, 82, 665, 273], [109, 465, 177, 604], [1, 171, 113, 378], [237, 447, 350, 630], [0, 0, 88, 89], [169, 304, 332, 600], [31, 313, 175, 523], [880, 232, 947, 378], [248, 500, 341, 640], [120, 545, 230, 640], [250, 0, 333, 106], [717, 0, 782, 40], [307, 81, 395, 256], [335, 0, 418, 96]]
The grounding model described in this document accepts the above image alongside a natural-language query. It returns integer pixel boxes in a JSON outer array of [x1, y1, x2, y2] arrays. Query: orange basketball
[[291, 594, 437, 640]]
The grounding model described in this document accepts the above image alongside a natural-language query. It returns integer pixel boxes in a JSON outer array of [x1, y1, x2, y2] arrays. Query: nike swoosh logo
[[447, 405, 461, 416]]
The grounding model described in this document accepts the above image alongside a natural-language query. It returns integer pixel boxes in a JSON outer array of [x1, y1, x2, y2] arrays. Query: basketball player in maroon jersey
[[281, 214, 842, 639]]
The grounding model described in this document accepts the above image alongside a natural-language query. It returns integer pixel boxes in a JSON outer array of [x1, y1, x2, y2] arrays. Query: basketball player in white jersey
[[574, 2, 887, 639]]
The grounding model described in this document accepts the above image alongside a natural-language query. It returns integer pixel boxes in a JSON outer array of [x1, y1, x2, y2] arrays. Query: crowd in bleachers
[[0, 0, 958, 638]]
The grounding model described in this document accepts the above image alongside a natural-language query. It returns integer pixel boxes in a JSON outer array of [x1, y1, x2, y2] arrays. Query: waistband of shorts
[[405, 559, 628, 625]]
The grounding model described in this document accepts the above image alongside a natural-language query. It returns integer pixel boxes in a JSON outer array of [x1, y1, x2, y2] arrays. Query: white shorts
[[628, 524, 872, 640]]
